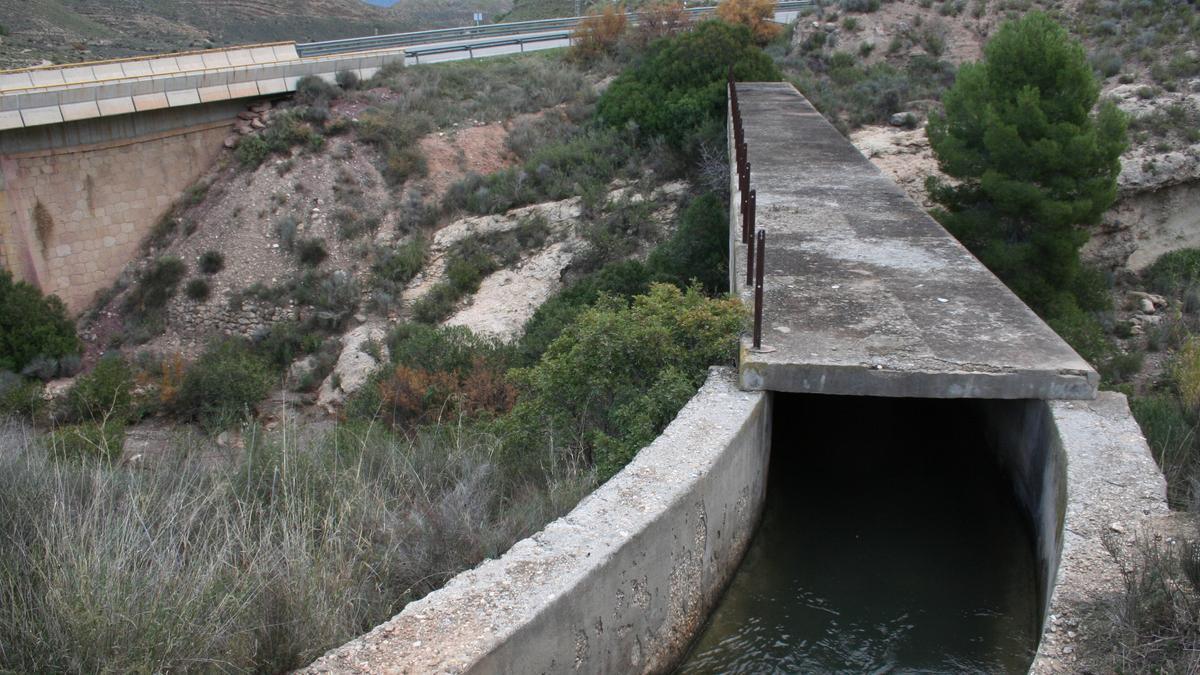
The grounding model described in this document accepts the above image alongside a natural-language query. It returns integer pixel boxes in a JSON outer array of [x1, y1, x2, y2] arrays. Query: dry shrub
[[716, 0, 782, 44], [158, 353, 186, 407], [377, 360, 514, 428], [630, 1, 691, 47], [1173, 336, 1200, 414], [461, 359, 517, 415], [570, 4, 628, 61], [379, 366, 460, 426]]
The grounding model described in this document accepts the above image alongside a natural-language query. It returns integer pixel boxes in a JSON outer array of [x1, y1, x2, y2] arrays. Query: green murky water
[[679, 395, 1040, 674]]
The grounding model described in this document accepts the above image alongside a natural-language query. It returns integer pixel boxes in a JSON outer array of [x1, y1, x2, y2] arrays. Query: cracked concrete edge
[[301, 367, 771, 674], [1029, 392, 1169, 672], [738, 347, 1099, 399]]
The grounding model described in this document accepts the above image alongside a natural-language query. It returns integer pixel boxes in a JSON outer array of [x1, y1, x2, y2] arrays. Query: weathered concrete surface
[[303, 368, 771, 674], [979, 398, 1068, 626], [1030, 393, 1169, 672], [0, 119, 231, 311], [730, 83, 1098, 399]]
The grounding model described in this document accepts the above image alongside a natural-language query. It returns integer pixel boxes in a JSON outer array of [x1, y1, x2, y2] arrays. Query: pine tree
[[927, 12, 1126, 321]]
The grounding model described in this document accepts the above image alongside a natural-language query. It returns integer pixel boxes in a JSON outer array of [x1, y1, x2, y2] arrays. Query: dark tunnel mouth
[[678, 392, 1051, 674]]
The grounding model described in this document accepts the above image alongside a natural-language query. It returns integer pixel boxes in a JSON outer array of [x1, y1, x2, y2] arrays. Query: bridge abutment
[[0, 115, 233, 311]]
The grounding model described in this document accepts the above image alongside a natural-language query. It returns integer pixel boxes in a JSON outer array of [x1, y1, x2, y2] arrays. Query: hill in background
[[0, 0, 511, 69]]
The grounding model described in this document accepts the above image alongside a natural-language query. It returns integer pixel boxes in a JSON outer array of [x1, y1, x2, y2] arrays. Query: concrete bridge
[[0, 40, 408, 311], [303, 83, 1167, 673]]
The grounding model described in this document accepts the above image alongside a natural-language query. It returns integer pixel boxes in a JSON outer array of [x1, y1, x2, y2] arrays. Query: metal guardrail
[[296, 1, 813, 57], [404, 33, 574, 62]]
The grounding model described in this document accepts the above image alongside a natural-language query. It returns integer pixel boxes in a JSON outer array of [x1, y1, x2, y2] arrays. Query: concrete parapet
[[0, 49, 402, 132], [1030, 393, 1169, 671], [303, 367, 772, 674], [728, 82, 1098, 400]]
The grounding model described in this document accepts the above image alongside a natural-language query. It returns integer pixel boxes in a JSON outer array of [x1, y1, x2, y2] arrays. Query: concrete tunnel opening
[[679, 392, 1064, 673]]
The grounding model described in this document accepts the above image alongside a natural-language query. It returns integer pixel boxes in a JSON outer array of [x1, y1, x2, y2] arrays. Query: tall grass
[[1096, 530, 1200, 673], [0, 418, 590, 673]]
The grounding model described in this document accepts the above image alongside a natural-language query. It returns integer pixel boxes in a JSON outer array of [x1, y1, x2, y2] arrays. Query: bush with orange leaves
[[716, 0, 782, 44], [629, 1, 691, 48], [569, 4, 628, 61], [378, 360, 516, 428]]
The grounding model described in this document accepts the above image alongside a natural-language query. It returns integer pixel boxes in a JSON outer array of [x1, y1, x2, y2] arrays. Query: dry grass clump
[[1095, 529, 1200, 673], [0, 419, 588, 673]]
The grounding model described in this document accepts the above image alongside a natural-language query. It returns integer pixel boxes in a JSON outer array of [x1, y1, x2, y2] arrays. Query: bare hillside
[[0, 0, 512, 69]]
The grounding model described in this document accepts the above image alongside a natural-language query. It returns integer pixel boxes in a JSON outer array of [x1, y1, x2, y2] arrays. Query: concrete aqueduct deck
[[730, 82, 1099, 400]]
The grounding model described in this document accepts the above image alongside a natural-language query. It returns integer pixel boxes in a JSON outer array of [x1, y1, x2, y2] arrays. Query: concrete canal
[[679, 394, 1040, 673]]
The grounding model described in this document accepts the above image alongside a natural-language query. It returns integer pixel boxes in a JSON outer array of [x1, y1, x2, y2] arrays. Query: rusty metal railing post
[[743, 189, 756, 244], [753, 229, 766, 350], [746, 213, 755, 287], [739, 160, 750, 242]]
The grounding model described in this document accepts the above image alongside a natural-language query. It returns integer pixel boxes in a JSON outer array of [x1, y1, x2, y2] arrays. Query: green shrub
[[255, 321, 311, 370], [0, 372, 44, 419], [295, 75, 340, 107], [174, 338, 274, 429], [0, 270, 80, 375], [185, 278, 210, 302], [199, 250, 224, 274], [410, 282, 460, 324], [235, 135, 270, 168], [1129, 395, 1196, 509], [335, 70, 360, 90], [648, 192, 729, 294], [276, 215, 299, 251], [64, 355, 134, 425], [124, 256, 186, 318], [1047, 304, 1113, 367], [1100, 350, 1145, 385], [1144, 249, 1200, 297], [372, 238, 427, 287], [443, 127, 640, 216], [296, 238, 328, 266], [516, 260, 652, 365], [236, 111, 324, 169], [47, 421, 125, 462], [501, 283, 744, 479], [597, 20, 781, 150], [356, 108, 434, 185]]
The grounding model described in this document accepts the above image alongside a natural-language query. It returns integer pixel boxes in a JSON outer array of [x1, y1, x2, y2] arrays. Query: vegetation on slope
[[0, 14, 766, 671]]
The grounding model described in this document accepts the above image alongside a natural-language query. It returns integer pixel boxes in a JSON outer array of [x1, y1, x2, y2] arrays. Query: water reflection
[[680, 395, 1039, 674]]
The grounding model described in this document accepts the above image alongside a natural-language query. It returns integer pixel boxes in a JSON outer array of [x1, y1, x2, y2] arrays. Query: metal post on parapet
[[739, 160, 750, 243], [753, 229, 766, 351], [746, 210, 756, 287], [744, 189, 756, 244]]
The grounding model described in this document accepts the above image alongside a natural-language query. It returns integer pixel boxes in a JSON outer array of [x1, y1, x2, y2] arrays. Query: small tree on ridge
[[926, 12, 1126, 325]]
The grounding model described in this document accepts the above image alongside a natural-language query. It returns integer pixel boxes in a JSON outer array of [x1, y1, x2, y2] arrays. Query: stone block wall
[[0, 119, 231, 312]]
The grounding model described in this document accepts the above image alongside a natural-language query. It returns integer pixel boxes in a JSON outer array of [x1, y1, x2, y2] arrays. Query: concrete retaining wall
[[304, 367, 772, 674], [0, 118, 231, 311]]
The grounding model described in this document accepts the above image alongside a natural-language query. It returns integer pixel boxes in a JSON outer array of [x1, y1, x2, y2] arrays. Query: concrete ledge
[[1031, 393, 1169, 672], [303, 367, 772, 674], [729, 83, 1098, 400]]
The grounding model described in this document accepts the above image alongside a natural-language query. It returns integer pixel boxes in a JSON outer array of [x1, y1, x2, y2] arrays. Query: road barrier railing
[[297, 1, 814, 57]]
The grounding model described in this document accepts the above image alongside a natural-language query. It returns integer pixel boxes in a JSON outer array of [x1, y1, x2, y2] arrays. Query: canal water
[[679, 394, 1040, 674]]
